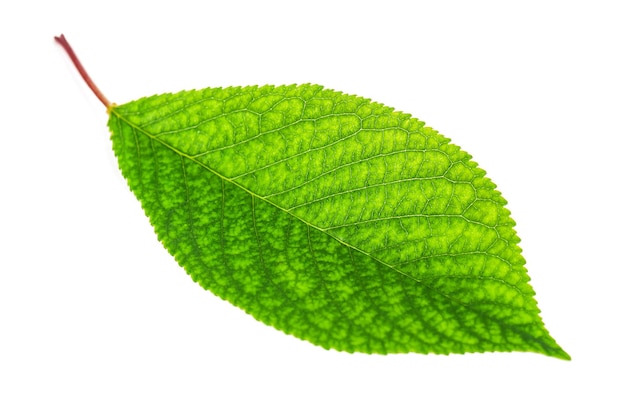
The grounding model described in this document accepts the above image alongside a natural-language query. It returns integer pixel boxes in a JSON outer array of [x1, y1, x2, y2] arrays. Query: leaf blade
[[108, 84, 569, 359]]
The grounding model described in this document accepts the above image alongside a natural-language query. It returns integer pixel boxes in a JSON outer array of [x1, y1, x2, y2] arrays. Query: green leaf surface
[[108, 84, 569, 359]]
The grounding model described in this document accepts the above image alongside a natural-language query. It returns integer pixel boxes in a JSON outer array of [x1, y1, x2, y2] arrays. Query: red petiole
[[55, 34, 111, 108]]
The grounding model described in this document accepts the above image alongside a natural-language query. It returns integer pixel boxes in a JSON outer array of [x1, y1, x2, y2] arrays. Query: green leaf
[[106, 84, 569, 359]]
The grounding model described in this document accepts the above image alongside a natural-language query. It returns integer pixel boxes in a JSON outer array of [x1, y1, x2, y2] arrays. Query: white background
[[1, 1, 624, 414]]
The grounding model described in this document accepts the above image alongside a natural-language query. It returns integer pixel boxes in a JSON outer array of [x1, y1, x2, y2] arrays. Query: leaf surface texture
[[108, 84, 568, 359]]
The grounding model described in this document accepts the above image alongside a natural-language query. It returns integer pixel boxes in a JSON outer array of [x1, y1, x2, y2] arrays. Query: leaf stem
[[55, 34, 111, 108]]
